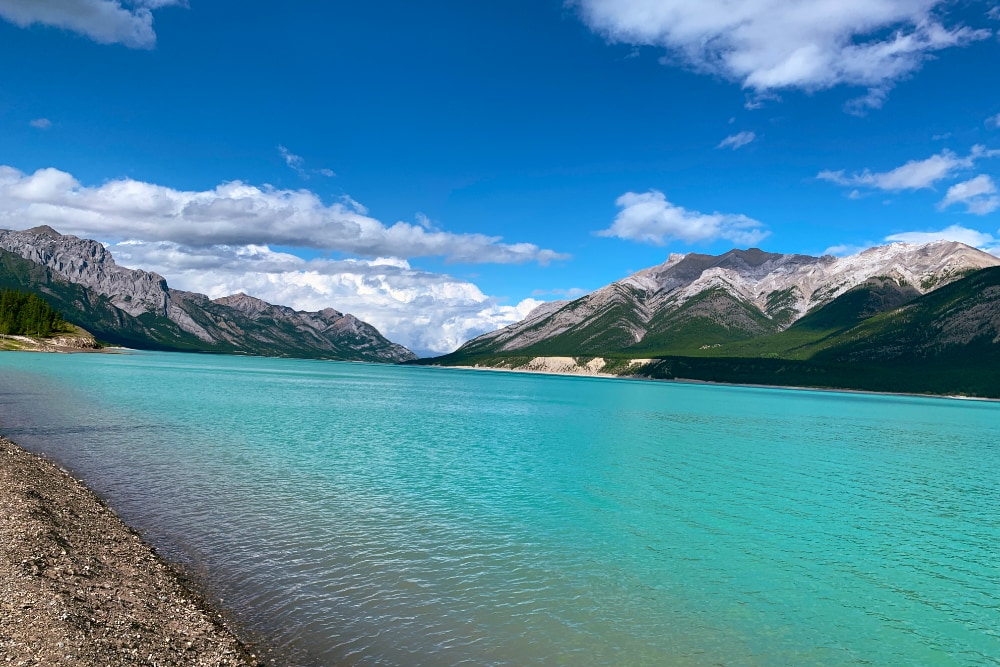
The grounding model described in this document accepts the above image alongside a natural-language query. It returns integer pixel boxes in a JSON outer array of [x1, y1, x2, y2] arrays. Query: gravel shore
[[0, 435, 259, 666]]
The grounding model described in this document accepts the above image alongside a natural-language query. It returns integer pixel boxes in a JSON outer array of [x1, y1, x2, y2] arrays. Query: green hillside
[[425, 268, 1000, 397], [640, 268, 1000, 396], [624, 287, 779, 356], [0, 249, 209, 351], [0, 248, 413, 361]]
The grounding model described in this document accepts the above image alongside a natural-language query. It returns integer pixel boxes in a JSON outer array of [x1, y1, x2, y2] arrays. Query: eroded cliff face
[[459, 241, 1000, 355], [0, 226, 416, 362], [0, 225, 173, 318]]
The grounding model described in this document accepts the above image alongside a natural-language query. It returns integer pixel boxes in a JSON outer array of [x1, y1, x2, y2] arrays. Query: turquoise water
[[1, 350, 999, 666]]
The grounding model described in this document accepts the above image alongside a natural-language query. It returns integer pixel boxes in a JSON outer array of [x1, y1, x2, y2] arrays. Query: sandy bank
[[453, 356, 655, 378], [0, 435, 259, 666]]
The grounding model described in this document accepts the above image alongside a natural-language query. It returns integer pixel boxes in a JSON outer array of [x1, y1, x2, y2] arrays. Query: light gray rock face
[[462, 242, 1000, 353], [0, 225, 173, 317], [0, 226, 416, 362], [208, 292, 416, 362]]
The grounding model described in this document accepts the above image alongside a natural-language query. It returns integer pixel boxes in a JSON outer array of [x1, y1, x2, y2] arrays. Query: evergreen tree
[[0, 289, 66, 337]]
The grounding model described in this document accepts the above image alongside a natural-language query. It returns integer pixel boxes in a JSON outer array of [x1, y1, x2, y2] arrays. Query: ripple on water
[[1, 352, 999, 666]]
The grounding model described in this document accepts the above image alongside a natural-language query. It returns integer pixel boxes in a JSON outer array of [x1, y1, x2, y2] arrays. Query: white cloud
[[0, 165, 567, 264], [818, 145, 1000, 192], [573, 0, 989, 107], [339, 194, 369, 215], [0, 0, 182, 49], [939, 175, 1000, 215], [717, 131, 756, 150], [29, 118, 52, 129], [987, 113, 1000, 128], [414, 212, 439, 231], [107, 240, 544, 356], [278, 145, 306, 178], [823, 243, 871, 257], [885, 224, 997, 248], [531, 287, 589, 299], [597, 190, 769, 246], [278, 146, 337, 180]]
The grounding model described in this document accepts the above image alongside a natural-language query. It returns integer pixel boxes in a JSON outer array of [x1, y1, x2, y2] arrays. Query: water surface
[[1, 351, 998, 665]]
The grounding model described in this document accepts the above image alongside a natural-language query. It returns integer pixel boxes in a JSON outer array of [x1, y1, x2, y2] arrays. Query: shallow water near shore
[[1, 350, 999, 665]]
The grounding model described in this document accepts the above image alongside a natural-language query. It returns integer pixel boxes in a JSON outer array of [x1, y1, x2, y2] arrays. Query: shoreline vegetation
[[0, 435, 261, 666], [418, 356, 1000, 403], [0, 330, 105, 353], [7, 338, 998, 401]]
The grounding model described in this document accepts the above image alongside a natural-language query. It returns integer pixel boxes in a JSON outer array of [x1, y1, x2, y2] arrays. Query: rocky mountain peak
[[0, 227, 416, 362], [211, 293, 273, 317], [318, 307, 345, 320], [0, 226, 172, 321], [26, 225, 63, 238], [457, 240, 1000, 356]]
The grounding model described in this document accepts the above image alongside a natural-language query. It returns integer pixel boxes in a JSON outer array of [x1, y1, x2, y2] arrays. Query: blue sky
[[1, 0, 999, 355]]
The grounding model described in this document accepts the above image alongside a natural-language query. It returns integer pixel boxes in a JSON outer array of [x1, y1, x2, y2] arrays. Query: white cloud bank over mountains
[[109, 241, 545, 357], [0, 0, 181, 49], [885, 224, 1000, 256], [0, 164, 563, 356], [573, 0, 991, 110], [0, 166, 566, 264]]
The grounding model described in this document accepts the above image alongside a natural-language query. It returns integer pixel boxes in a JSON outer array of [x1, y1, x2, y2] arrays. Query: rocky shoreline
[[0, 435, 260, 666]]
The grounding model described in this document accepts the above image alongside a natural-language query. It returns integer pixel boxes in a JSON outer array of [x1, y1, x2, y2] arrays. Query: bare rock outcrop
[[460, 241, 1000, 355], [0, 227, 416, 362]]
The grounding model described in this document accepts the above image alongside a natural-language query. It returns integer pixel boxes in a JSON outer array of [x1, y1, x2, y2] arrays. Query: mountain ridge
[[456, 241, 1000, 357], [422, 241, 1000, 396], [0, 227, 415, 362]]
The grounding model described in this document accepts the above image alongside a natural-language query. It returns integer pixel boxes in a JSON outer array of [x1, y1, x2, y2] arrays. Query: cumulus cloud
[[29, 118, 52, 129], [818, 145, 1000, 192], [717, 131, 756, 150], [938, 175, 1000, 215], [0, 165, 567, 264], [106, 240, 544, 356], [0, 0, 182, 49], [573, 0, 989, 109], [597, 190, 769, 246], [987, 113, 1000, 128]]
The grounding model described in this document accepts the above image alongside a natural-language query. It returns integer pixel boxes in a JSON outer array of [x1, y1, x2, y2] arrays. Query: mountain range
[[426, 241, 1000, 397], [5, 224, 1000, 396], [0, 226, 415, 362]]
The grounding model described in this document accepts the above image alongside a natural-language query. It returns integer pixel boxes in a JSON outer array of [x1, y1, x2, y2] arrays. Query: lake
[[1, 350, 998, 665]]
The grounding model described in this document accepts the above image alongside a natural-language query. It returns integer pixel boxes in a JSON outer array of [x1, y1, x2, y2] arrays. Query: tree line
[[0, 289, 67, 337]]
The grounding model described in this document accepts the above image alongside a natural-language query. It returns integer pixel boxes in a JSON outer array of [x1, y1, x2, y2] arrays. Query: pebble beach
[[0, 435, 259, 666]]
